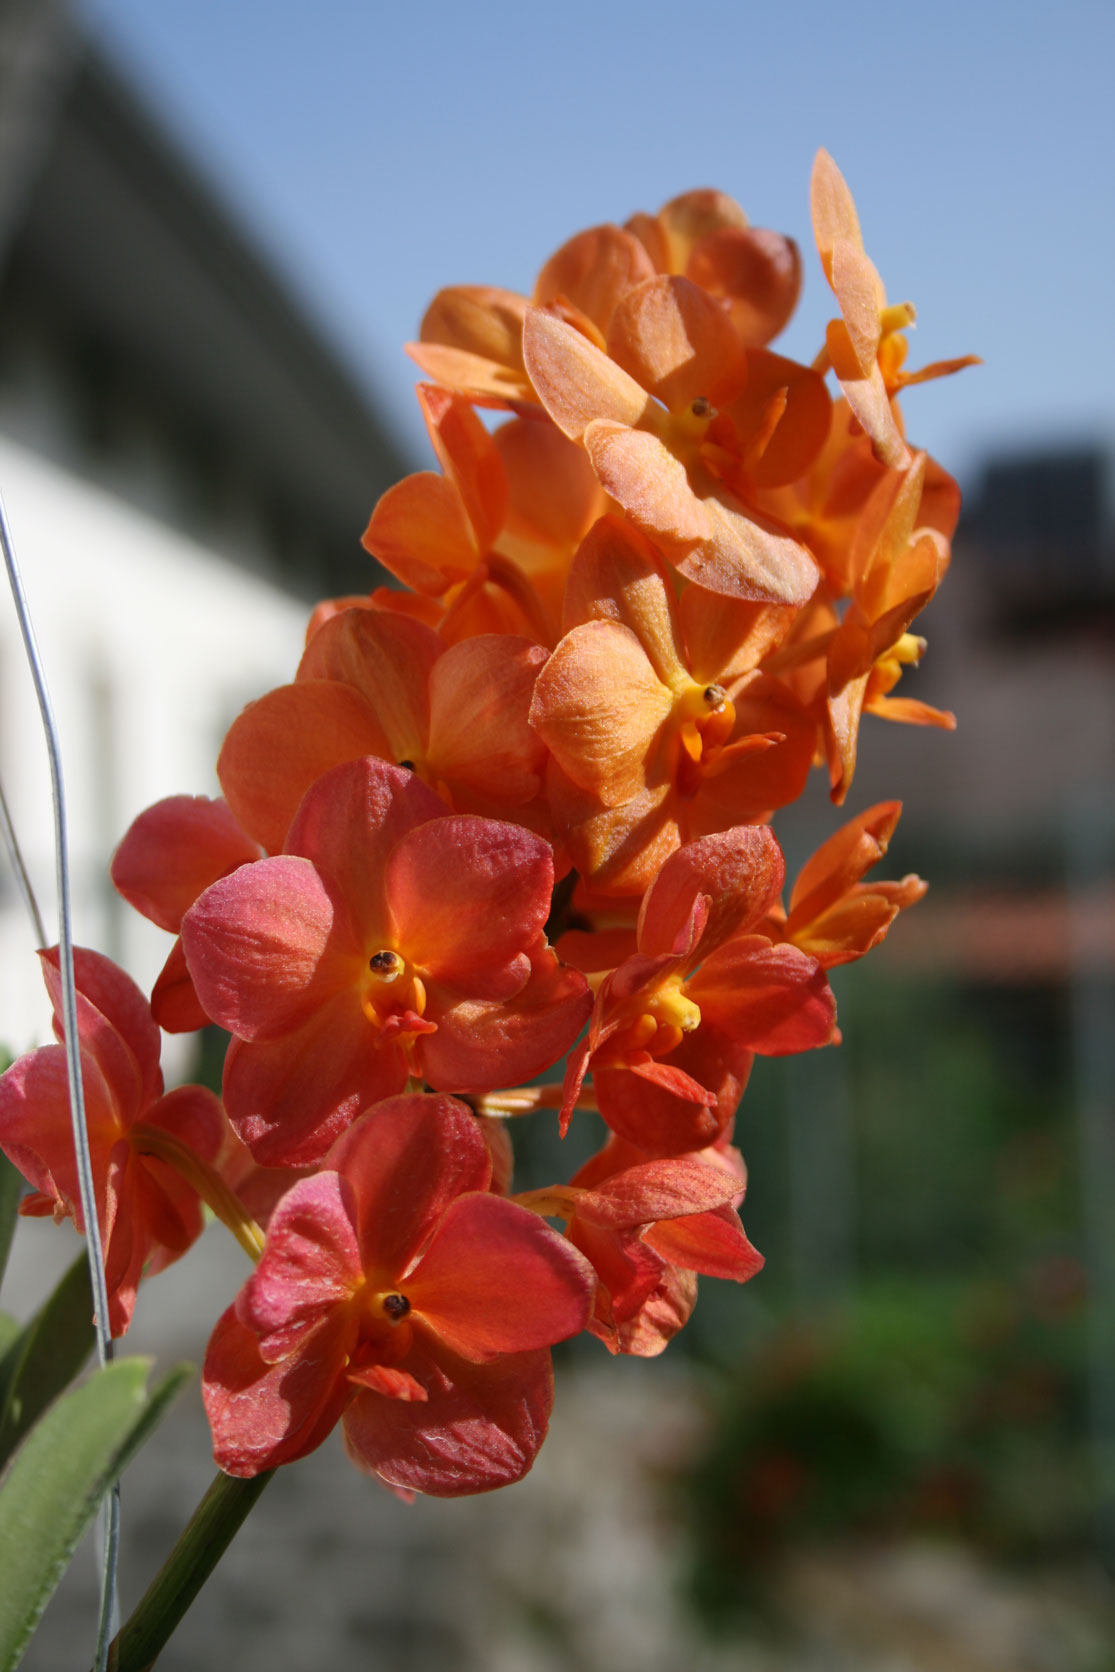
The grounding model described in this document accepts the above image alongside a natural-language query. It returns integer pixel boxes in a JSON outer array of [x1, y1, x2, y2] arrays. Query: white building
[[0, 0, 404, 1052]]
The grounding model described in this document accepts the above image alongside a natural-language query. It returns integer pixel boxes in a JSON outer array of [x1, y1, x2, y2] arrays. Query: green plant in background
[[681, 1273, 1092, 1630]]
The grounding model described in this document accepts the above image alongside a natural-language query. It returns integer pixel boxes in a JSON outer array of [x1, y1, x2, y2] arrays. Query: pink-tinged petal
[[218, 683, 390, 856], [831, 240, 886, 375], [343, 1342, 554, 1497], [404, 341, 534, 408], [645, 1204, 764, 1282], [144, 1083, 226, 1162], [530, 620, 672, 805], [848, 449, 928, 601], [687, 226, 801, 346], [326, 1093, 489, 1276], [592, 1060, 722, 1158], [183, 857, 354, 1042], [606, 275, 744, 409], [723, 349, 832, 489], [111, 797, 262, 933], [414, 284, 531, 388], [535, 224, 656, 334], [222, 991, 406, 1167], [825, 672, 869, 804], [585, 425, 819, 606], [545, 757, 677, 896], [150, 939, 210, 1034], [633, 189, 749, 272], [284, 757, 448, 942], [495, 415, 605, 554], [203, 1304, 355, 1477], [417, 384, 508, 550], [426, 637, 547, 808], [811, 149, 863, 281], [0, 1044, 119, 1226], [387, 815, 551, 988], [407, 1194, 593, 1360], [40, 947, 161, 1114], [692, 937, 837, 1055], [348, 1364, 427, 1400], [561, 514, 687, 689], [639, 827, 785, 962], [570, 1217, 664, 1342], [362, 472, 479, 594], [826, 322, 909, 469], [679, 588, 795, 688], [575, 1157, 738, 1229], [522, 310, 652, 442], [296, 610, 438, 761], [132, 1152, 206, 1273], [418, 943, 590, 1093], [616, 1266, 697, 1357], [585, 421, 705, 545], [238, 1172, 363, 1360]]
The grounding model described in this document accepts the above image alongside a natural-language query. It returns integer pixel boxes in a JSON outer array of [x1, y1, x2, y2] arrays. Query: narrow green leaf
[[0, 1253, 95, 1466], [0, 1318, 17, 1362], [0, 1357, 190, 1672], [0, 1155, 19, 1299]]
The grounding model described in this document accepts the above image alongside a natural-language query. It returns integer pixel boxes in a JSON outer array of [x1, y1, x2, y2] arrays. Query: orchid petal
[[343, 1342, 553, 1497], [407, 1194, 592, 1360]]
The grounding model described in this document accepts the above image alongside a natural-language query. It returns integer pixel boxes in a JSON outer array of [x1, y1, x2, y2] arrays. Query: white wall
[[0, 431, 308, 1062]]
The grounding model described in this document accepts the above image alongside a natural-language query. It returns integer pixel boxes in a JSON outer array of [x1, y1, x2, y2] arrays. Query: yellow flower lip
[[361, 951, 428, 1030], [880, 300, 916, 337], [670, 395, 718, 447], [649, 980, 702, 1036]]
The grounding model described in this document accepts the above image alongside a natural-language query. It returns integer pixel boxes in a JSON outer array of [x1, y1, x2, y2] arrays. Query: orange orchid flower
[[516, 1134, 762, 1357], [530, 515, 815, 893], [626, 188, 802, 348], [761, 801, 927, 966], [217, 608, 553, 856], [820, 451, 957, 802], [0, 949, 225, 1335], [811, 149, 979, 468], [406, 221, 656, 410], [522, 278, 829, 606], [561, 825, 836, 1156], [204, 1094, 594, 1493], [363, 384, 603, 646], [181, 757, 590, 1166], [111, 796, 263, 1032]]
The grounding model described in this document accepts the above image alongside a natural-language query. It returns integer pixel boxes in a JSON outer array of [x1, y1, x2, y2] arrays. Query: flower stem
[[106, 1469, 273, 1671], [130, 1125, 264, 1263]]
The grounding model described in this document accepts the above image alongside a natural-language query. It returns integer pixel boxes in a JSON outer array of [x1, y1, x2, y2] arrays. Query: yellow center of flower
[[672, 680, 736, 797], [360, 949, 428, 1031], [600, 972, 702, 1067], [664, 394, 718, 457]]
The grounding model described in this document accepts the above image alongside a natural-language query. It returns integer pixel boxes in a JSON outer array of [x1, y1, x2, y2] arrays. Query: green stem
[[106, 1469, 273, 1671]]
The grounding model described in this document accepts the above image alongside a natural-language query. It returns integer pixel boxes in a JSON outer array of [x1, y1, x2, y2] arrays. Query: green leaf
[[0, 1254, 96, 1467], [0, 1153, 21, 1296], [0, 1357, 190, 1672]]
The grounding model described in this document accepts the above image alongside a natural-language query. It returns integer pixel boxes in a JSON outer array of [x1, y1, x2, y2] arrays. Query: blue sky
[[80, 0, 1115, 490]]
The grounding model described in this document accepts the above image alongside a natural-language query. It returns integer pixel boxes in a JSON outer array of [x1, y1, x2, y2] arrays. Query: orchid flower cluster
[[0, 154, 974, 1500]]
